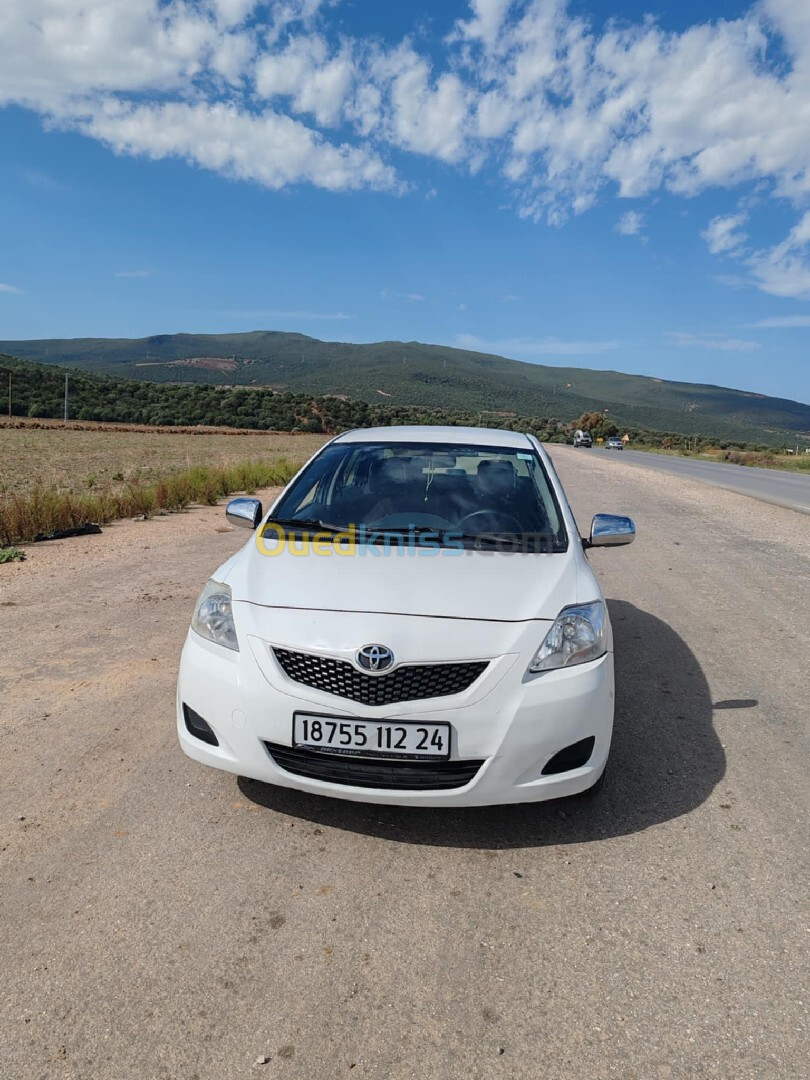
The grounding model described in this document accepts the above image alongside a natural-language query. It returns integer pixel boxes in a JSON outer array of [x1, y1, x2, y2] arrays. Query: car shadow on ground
[[238, 600, 727, 848]]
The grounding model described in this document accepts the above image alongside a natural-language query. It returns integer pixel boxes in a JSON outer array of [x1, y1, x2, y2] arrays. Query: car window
[[271, 441, 568, 551]]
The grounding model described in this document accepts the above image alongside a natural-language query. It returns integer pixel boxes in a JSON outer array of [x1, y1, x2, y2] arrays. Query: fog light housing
[[541, 736, 595, 775], [183, 704, 219, 747]]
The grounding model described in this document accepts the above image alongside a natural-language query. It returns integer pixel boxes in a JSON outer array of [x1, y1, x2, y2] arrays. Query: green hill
[[1, 331, 807, 446], [0, 353, 574, 438]]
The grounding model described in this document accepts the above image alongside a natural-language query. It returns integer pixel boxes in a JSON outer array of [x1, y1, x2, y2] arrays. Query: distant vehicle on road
[[177, 425, 636, 807], [573, 429, 593, 447], [605, 437, 624, 450]]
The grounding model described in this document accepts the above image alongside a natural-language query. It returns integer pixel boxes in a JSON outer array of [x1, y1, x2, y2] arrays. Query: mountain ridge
[[1, 331, 807, 446]]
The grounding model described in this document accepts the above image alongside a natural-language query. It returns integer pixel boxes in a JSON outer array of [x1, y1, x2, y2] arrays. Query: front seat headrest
[[368, 457, 409, 492], [477, 459, 517, 493]]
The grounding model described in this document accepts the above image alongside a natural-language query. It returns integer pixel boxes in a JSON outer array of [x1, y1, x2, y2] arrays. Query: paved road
[[1, 450, 808, 1079], [591, 447, 810, 513]]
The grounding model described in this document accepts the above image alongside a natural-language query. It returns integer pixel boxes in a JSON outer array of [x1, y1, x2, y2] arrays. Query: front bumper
[[176, 623, 614, 807]]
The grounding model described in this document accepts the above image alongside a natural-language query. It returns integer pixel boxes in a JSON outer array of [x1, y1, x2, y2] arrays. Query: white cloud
[[448, 0, 810, 233], [455, 333, 620, 357], [705, 210, 810, 299], [255, 35, 354, 126], [0, 1, 216, 109], [475, 90, 514, 139], [746, 211, 810, 299], [0, 0, 393, 194], [2, 0, 810, 298], [72, 99, 396, 193], [114, 269, 152, 278], [750, 314, 810, 327], [502, 294, 522, 302], [452, 0, 514, 51], [0, 282, 23, 294], [211, 0, 261, 30], [367, 46, 473, 164], [702, 213, 748, 255], [664, 331, 760, 352], [210, 30, 256, 84], [616, 210, 644, 236]]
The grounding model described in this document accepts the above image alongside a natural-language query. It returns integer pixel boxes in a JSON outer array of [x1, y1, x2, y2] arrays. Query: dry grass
[[719, 448, 810, 471], [0, 422, 329, 546], [0, 424, 327, 497], [0, 460, 301, 545]]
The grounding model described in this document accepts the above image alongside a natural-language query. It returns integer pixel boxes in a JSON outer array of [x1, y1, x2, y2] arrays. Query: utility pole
[[7, 371, 11, 418], [64, 373, 69, 424]]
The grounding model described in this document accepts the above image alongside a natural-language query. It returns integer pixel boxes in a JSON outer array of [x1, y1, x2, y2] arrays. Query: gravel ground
[[0, 451, 807, 1080]]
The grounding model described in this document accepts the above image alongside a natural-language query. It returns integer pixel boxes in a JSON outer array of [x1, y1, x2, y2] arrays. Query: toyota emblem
[[356, 644, 395, 673]]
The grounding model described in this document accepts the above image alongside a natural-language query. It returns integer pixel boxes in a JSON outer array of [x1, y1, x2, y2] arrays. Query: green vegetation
[[0, 546, 25, 563], [575, 410, 620, 440], [1, 353, 340, 432], [2, 330, 808, 446], [1, 354, 801, 452], [0, 353, 639, 443], [0, 459, 297, 546]]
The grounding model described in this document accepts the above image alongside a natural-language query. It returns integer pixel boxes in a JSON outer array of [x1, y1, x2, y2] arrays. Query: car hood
[[225, 543, 579, 622]]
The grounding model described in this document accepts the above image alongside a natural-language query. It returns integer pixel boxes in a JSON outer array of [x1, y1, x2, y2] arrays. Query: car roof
[[332, 425, 535, 449]]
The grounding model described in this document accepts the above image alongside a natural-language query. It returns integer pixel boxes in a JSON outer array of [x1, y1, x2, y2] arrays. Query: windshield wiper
[[364, 525, 443, 537], [452, 532, 516, 547], [362, 526, 509, 548], [263, 517, 346, 534], [452, 532, 561, 551]]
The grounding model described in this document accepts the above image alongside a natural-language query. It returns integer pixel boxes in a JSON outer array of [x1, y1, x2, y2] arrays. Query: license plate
[[293, 713, 451, 760]]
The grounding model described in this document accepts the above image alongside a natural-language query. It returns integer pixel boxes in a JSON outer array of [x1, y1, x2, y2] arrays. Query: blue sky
[[2, 0, 809, 403]]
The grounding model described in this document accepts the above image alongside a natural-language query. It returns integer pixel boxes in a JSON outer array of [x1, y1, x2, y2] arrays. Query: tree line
[[0, 355, 758, 450]]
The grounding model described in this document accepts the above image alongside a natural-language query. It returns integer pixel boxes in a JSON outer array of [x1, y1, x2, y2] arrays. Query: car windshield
[[269, 440, 568, 552]]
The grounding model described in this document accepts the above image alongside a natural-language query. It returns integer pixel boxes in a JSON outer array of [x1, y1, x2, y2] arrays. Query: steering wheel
[[457, 510, 525, 535]]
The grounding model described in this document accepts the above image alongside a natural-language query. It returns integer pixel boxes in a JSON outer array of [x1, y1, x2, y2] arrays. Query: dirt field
[[0, 423, 327, 496], [0, 448, 807, 1079]]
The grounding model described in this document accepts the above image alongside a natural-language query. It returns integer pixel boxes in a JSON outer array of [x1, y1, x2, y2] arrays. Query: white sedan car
[[177, 426, 634, 806]]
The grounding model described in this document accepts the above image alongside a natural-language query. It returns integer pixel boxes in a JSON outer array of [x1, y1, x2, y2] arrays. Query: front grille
[[272, 648, 488, 706], [264, 742, 484, 790]]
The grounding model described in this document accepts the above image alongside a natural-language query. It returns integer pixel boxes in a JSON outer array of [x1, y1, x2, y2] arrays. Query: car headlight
[[528, 601, 607, 673], [191, 579, 239, 652]]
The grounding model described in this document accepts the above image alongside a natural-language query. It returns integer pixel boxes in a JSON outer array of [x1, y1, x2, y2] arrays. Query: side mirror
[[586, 513, 635, 548], [226, 497, 263, 530]]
